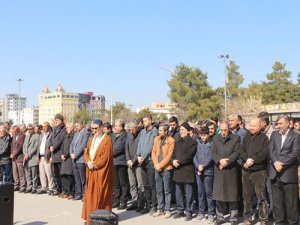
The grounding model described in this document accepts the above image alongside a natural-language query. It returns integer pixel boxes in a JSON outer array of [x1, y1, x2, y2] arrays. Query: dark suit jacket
[[11, 132, 26, 163], [48, 124, 67, 163], [69, 128, 90, 163], [269, 129, 300, 183]]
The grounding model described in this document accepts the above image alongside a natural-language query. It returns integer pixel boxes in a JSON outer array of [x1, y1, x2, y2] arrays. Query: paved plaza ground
[[13, 192, 286, 225]]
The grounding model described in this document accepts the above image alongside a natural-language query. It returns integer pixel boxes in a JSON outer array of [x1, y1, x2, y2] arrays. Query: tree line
[[74, 60, 300, 124], [168, 61, 300, 121]]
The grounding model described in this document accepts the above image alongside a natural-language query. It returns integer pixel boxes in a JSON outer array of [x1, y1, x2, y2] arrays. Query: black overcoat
[[172, 135, 197, 183], [212, 133, 240, 201]]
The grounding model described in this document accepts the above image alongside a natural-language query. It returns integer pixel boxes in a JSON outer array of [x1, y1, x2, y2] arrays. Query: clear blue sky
[[1, 1, 299, 110]]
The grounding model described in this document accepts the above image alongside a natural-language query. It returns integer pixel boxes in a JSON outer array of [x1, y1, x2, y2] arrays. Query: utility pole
[[218, 54, 229, 118], [110, 95, 113, 125], [16, 78, 24, 124]]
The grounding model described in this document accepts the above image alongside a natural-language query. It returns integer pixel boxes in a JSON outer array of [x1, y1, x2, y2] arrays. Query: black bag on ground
[[90, 210, 118, 225]]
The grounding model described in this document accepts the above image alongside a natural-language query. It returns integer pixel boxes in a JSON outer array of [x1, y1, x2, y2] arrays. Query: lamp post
[[110, 95, 113, 125], [16, 78, 23, 125], [218, 54, 229, 118]]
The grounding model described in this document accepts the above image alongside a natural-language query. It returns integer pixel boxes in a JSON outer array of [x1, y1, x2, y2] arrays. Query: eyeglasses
[[91, 127, 99, 130]]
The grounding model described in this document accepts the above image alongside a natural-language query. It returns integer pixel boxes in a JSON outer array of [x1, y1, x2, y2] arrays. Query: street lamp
[[15, 78, 24, 124], [218, 54, 229, 118], [110, 95, 113, 125]]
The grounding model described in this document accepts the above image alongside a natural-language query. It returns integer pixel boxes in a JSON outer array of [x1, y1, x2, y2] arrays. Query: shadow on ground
[[18, 222, 48, 225], [115, 210, 145, 222]]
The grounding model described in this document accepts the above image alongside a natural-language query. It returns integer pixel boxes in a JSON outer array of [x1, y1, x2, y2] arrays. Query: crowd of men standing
[[0, 111, 299, 225]]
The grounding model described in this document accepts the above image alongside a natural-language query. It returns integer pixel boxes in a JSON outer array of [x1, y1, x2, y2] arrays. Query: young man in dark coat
[[240, 117, 269, 225], [193, 126, 215, 223], [60, 122, 75, 199], [48, 114, 67, 195], [172, 122, 197, 221], [212, 122, 240, 225]]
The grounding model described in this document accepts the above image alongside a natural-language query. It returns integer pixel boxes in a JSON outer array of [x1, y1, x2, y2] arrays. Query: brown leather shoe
[[58, 193, 65, 198], [67, 195, 75, 200]]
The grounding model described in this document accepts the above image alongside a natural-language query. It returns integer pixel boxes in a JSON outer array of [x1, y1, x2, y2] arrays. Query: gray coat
[[69, 128, 90, 164], [23, 134, 40, 167], [212, 133, 240, 202], [125, 130, 141, 166], [0, 134, 11, 165]]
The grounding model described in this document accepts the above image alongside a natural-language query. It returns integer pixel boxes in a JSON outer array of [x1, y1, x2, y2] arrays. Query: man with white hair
[[212, 122, 241, 225]]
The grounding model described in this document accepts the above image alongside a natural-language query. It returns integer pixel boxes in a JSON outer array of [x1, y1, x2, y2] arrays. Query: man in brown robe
[[81, 119, 114, 225]]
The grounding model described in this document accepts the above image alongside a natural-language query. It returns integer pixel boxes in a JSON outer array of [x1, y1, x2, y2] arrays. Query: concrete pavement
[[14, 192, 273, 225]]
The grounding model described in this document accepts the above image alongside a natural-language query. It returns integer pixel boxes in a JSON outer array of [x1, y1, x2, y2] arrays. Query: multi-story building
[[38, 84, 80, 124], [136, 102, 176, 119], [23, 107, 39, 125], [85, 92, 106, 116], [38, 85, 106, 124], [0, 99, 4, 123], [0, 94, 27, 124]]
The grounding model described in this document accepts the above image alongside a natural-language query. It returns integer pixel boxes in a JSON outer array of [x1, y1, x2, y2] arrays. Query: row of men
[[0, 112, 298, 225], [107, 113, 299, 225], [0, 114, 91, 202]]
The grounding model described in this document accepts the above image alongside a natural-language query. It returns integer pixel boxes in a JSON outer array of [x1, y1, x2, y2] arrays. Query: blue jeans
[[0, 163, 13, 184], [196, 175, 215, 215], [155, 170, 172, 211], [175, 182, 194, 216]]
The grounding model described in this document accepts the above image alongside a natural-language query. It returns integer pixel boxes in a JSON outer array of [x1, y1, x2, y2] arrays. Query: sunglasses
[[91, 127, 99, 130]]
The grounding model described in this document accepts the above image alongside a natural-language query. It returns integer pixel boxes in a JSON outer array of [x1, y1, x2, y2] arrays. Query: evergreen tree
[[168, 63, 222, 121]]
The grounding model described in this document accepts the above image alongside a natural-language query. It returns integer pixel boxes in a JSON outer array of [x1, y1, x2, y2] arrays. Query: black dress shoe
[[117, 204, 127, 210], [73, 196, 82, 201], [112, 202, 120, 208], [185, 214, 192, 221], [24, 189, 32, 193], [52, 191, 62, 196], [47, 190, 53, 195], [31, 189, 37, 194], [135, 206, 144, 212], [126, 204, 138, 211], [140, 207, 150, 214], [214, 219, 224, 225], [14, 186, 20, 191], [19, 188, 26, 193], [173, 212, 184, 219], [37, 189, 47, 194]]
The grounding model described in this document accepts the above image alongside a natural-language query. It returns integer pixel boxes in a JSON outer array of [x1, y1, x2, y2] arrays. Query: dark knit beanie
[[180, 122, 191, 131], [54, 114, 64, 121]]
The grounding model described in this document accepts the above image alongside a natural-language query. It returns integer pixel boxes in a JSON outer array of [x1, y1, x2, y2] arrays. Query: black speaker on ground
[[90, 210, 118, 225], [0, 182, 14, 225]]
